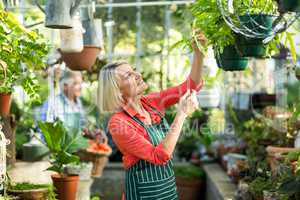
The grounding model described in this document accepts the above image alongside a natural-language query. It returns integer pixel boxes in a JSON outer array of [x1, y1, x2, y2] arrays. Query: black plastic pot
[[276, 0, 300, 12], [251, 93, 276, 109], [215, 45, 248, 71], [236, 14, 274, 58]]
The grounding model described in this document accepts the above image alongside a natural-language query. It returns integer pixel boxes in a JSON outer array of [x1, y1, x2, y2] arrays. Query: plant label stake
[[45, 0, 82, 29]]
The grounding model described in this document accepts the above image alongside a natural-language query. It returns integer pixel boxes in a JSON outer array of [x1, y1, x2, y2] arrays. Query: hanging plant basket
[[235, 14, 274, 58], [0, 93, 11, 117], [276, 0, 300, 13], [215, 45, 249, 71], [51, 174, 79, 200], [60, 46, 100, 71]]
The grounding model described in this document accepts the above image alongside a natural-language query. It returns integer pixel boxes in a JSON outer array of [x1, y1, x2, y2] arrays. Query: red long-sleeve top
[[108, 76, 203, 169]]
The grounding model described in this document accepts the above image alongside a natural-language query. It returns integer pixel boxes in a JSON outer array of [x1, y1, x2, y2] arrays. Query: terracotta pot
[[8, 188, 48, 200], [60, 46, 101, 71], [0, 93, 11, 117], [51, 174, 79, 200], [175, 176, 204, 200]]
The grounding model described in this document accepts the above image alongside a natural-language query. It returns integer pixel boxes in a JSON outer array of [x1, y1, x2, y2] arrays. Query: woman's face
[[116, 63, 148, 101]]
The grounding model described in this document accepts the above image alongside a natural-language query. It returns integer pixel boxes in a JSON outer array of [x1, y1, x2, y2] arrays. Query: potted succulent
[[174, 165, 205, 200], [37, 119, 88, 200], [0, 7, 49, 116], [7, 182, 56, 200]]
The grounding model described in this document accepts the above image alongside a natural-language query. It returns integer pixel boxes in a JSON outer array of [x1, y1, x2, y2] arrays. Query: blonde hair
[[98, 61, 127, 113]]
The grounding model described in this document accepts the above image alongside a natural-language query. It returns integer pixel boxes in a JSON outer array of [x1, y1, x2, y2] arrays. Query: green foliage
[[38, 119, 88, 175], [0, 9, 49, 102], [189, 0, 295, 59], [249, 177, 274, 199], [199, 126, 217, 149], [174, 165, 205, 179], [191, 0, 235, 53]]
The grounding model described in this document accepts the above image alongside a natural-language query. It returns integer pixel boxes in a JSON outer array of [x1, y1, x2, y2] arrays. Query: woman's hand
[[192, 30, 207, 53], [177, 90, 199, 117]]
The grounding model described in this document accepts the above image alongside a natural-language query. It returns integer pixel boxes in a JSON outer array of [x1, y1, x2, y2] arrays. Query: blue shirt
[[35, 93, 86, 130]]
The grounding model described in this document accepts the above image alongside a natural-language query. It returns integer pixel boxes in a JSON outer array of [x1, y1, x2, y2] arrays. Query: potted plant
[[37, 119, 88, 200], [174, 165, 205, 200], [191, 0, 249, 71], [0, 7, 49, 116], [7, 182, 56, 200], [232, 0, 278, 58], [275, 0, 300, 13], [190, 0, 296, 68], [60, 8, 103, 71], [77, 139, 112, 178]]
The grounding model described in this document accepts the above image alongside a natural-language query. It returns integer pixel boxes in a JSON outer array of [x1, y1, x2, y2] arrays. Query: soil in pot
[[236, 14, 274, 58], [215, 45, 248, 71], [0, 93, 11, 117], [51, 174, 79, 200]]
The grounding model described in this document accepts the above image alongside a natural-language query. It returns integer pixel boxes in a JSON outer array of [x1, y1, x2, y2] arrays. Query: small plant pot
[[0, 93, 11, 117], [276, 0, 300, 13], [215, 45, 248, 71], [51, 174, 79, 200], [236, 14, 274, 58], [60, 46, 101, 71], [64, 162, 93, 180], [7, 188, 48, 200], [251, 93, 276, 109], [175, 177, 204, 200]]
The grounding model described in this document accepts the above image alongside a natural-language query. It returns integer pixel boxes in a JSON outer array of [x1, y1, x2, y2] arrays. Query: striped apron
[[124, 108, 178, 200]]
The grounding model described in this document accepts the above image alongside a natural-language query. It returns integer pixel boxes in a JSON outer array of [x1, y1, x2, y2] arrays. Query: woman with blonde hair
[[98, 35, 205, 200]]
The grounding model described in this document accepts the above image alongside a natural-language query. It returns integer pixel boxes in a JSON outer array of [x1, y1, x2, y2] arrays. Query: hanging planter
[[60, 18, 103, 71], [60, 47, 100, 71], [275, 0, 300, 13], [236, 14, 274, 58], [215, 45, 249, 71], [45, 0, 82, 29]]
